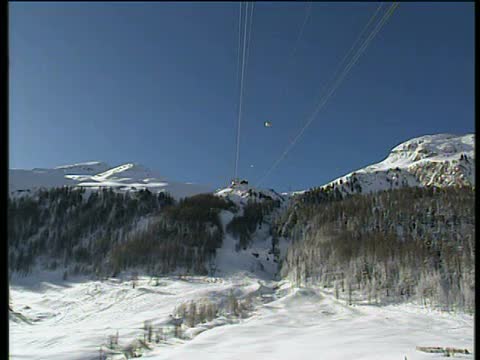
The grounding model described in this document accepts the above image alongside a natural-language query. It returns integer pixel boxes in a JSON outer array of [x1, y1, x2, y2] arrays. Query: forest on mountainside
[[8, 188, 237, 276], [226, 197, 282, 251], [110, 193, 237, 275], [276, 186, 475, 312]]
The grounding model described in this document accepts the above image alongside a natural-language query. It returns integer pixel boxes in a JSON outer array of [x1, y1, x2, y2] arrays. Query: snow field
[[9, 270, 269, 360], [10, 272, 473, 360], [144, 284, 474, 360]]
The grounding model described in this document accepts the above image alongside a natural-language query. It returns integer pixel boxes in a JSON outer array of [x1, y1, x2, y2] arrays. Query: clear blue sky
[[9, 2, 474, 192]]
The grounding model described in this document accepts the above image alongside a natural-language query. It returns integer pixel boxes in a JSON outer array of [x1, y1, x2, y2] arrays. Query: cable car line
[[291, 1, 313, 61], [245, 2, 256, 75], [233, 2, 255, 182], [233, 1, 243, 183], [283, 2, 384, 154], [235, 2, 243, 87], [281, 1, 313, 101], [319, 2, 385, 102], [252, 2, 313, 173], [256, 2, 399, 186], [233, 2, 249, 180]]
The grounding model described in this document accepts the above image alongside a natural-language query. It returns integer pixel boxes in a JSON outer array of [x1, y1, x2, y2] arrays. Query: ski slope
[[10, 272, 473, 360]]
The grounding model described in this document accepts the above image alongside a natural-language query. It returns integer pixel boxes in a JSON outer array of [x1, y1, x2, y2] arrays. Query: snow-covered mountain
[[309, 134, 474, 196], [215, 183, 286, 205], [8, 135, 475, 360], [53, 161, 111, 174], [9, 161, 212, 199]]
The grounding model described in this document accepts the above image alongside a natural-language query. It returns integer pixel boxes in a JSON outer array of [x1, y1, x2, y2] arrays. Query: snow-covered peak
[[53, 161, 110, 174], [9, 162, 212, 199], [215, 184, 285, 206], [295, 133, 475, 197], [91, 162, 164, 181], [366, 133, 474, 172]]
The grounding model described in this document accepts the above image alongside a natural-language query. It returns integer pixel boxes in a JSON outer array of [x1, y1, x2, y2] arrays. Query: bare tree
[[131, 271, 139, 289], [227, 290, 239, 316], [155, 327, 164, 343], [187, 301, 197, 327], [143, 320, 153, 342]]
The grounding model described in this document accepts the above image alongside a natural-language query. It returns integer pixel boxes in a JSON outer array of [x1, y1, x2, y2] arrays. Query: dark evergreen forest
[[8, 188, 235, 276]]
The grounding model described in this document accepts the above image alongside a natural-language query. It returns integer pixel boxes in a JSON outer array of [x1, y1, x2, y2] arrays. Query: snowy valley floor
[[10, 272, 473, 360]]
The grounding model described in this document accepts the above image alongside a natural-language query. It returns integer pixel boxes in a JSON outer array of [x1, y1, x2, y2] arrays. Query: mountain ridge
[[8, 133, 474, 201], [292, 133, 474, 197], [9, 161, 212, 199]]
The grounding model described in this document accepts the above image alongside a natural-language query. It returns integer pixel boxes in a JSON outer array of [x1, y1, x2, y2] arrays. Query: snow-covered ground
[[9, 271, 261, 360], [10, 272, 473, 360], [145, 286, 473, 360]]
